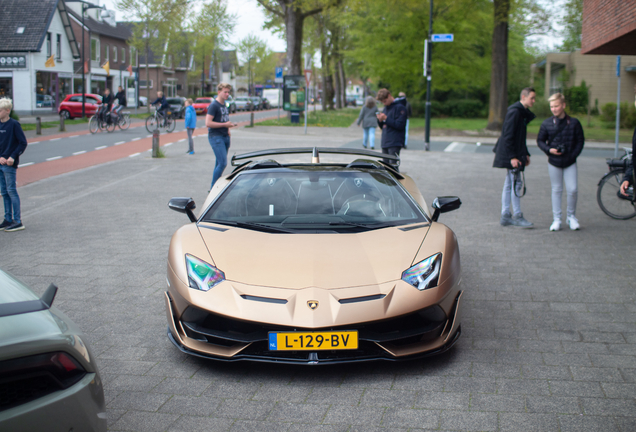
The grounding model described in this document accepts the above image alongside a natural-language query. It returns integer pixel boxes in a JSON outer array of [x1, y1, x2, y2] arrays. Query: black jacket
[[623, 128, 636, 185], [115, 91, 127, 107], [493, 101, 536, 169], [377, 98, 407, 148], [0, 118, 28, 168], [536, 115, 584, 168], [102, 93, 113, 110]]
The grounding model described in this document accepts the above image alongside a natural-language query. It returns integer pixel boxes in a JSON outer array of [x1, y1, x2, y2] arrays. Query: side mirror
[[431, 196, 461, 222], [168, 197, 197, 222]]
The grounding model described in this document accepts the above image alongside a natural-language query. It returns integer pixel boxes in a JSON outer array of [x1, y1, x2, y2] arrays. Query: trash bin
[[290, 112, 300, 123]]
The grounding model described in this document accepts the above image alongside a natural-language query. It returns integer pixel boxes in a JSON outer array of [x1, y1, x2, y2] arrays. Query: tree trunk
[[325, 75, 334, 110], [320, 24, 329, 111], [285, 3, 304, 75], [338, 58, 346, 107], [486, 0, 510, 131]]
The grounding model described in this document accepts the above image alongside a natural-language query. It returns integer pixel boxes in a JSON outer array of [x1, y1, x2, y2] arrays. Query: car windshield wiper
[[327, 221, 394, 230], [203, 219, 294, 233]]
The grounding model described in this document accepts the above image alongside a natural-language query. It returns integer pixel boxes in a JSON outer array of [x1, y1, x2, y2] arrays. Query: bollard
[[59, 115, 65, 132], [250, 112, 254, 127], [36, 117, 41, 135], [152, 128, 160, 158]]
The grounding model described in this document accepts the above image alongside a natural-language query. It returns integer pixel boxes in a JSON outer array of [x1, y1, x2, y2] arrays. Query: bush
[[9, 110, 19, 121], [563, 80, 589, 114], [600, 102, 636, 129], [412, 99, 486, 118], [532, 98, 551, 117]]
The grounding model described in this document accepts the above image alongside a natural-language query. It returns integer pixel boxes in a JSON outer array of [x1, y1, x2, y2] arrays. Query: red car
[[58, 93, 102, 119], [192, 97, 212, 115]]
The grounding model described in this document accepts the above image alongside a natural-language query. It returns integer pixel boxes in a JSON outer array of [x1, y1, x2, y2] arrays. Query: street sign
[[432, 34, 454, 42], [304, 69, 312, 87], [423, 40, 430, 77], [275, 67, 283, 83], [616, 56, 621, 77]]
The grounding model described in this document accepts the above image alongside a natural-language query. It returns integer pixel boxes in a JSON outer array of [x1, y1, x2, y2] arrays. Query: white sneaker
[[549, 220, 561, 231], [567, 216, 580, 230]]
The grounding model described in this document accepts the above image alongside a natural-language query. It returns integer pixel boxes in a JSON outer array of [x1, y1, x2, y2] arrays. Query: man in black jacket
[[376, 89, 407, 169], [620, 100, 636, 198], [537, 93, 584, 231], [493, 87, 536, 228]]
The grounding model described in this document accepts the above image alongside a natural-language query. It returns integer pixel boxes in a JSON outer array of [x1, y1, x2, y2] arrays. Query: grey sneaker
[[4, 222, 24, 232], [0, 219, 11, 230], [511, 213, 534, 228], [500, 212, 513, 226]]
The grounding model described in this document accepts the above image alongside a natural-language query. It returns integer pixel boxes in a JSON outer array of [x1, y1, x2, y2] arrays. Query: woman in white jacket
[[357, 96, 379, 149]]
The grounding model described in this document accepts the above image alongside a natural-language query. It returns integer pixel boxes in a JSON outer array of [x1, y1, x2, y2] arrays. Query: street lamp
[[66, 0, 108, 118]]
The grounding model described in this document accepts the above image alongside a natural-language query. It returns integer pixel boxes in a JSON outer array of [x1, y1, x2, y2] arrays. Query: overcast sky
[[99, 0, 287, 52]]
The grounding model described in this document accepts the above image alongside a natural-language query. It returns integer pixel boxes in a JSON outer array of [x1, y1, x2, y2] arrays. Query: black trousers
[[382, 146, 402, 171]]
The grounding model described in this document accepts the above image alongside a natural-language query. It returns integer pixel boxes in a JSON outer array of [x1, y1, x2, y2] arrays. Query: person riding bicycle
[[101, 88, 113, 121], [150, 91, 170, 126], [619, 126, 635, 198], [113, 86, 127, 122]]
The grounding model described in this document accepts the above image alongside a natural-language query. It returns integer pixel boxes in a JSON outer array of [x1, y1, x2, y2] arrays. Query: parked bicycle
[[145, 104, 176, 133], [597, 147, 635, 219]]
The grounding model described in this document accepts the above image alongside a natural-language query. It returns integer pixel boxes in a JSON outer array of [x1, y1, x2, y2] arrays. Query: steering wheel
[[338, 194, 382, 216]]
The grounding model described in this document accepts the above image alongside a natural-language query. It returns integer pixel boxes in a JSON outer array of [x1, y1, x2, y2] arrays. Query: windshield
[[195, 98, 210, 103], [201, 170, 426, 232], [167, 98, 182, 104]]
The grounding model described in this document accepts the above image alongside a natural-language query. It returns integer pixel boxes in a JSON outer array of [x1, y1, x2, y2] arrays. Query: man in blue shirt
[[206, 83, 237, 190], [0, 98, 28, 231]]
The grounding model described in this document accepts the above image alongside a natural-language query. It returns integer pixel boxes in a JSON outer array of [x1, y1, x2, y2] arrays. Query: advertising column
[[283, 75, 305, 123]]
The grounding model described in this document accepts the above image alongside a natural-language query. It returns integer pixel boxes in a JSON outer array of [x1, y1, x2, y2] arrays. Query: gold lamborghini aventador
[[166, 148, 462, 364]]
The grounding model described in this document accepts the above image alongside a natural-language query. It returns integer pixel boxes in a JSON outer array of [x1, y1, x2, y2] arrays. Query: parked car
[[234, 96, 253, 111], [193, 97, 213, 115], [250, 96, 264, 110], [261, 97, 271, 110], [138, 96, 148, 107], [58, 93, 102, 119], [346, 95, 362, 107], [36, 94, 55, 108], [0, 268, 106, 431], [166, 148, 463, 364], [225, 95, 237, 113], [166, 97, 186, 119]]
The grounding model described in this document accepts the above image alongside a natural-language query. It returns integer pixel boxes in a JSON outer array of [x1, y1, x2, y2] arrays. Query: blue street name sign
[[616, 56, 621, 77], [432, 34, 454, 42]]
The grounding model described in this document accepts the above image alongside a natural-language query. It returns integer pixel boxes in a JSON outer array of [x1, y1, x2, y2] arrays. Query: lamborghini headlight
[[185, 254, 225, 291], [401, 253, 442, 291]]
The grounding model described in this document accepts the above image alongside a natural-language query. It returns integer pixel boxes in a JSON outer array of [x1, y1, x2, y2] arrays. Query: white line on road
[[178, 139, 185, 142], [164, 143, 173, 146], [46, 156, 62, 161], [146, 135, 152, 138], [95, 146, 107, 150], [20, 162, 34, 167], [131, 137, 141, 141], [129, 153, 140, 157], [73, 151, 86, 155], [49, 138, 61, 141], [69, 135, 79, 138], [114, 141, 125, 145]]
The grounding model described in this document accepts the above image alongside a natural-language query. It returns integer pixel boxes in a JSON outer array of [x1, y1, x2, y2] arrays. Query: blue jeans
[[209, 135, 230, 189], [501, 169, 522, 217], [0, 165, 20, 223], [363, 127, 375, 149]]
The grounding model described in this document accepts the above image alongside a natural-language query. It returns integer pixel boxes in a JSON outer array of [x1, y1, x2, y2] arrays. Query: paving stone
[[229, 420, 291, 432], [549, 380, 605, 397], [267, 402, 329, 423], [497, 378, 550, 395], [414, 392, 470, 410], [152, 378, 213, 396], [499, 413, 559, 432], [359, 389, 417, 408], [392, 375, 445, 392], [158, 395, 221, 416], [381, 408, 439, 429], [580, 398, 636, 416], [569, 366, 624, 382], [522, 365, 572, 380], [108, 391, 172, 412], [167, 415, 234, 432], [525, 396, 581, 414], [440, 410, 497, 431], [215, 399, 276, 420], [110, 411, 180, 432], [323, 405, 385, 425], [470, 393, 525, 412], [472, 362, 521, 379]]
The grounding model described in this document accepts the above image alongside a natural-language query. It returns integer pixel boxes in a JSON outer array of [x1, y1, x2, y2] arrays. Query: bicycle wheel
[[106, 119, 116, 133], [119, 114, 130, 130], [89, 116, 99, 134], [146, 115, 157, 133], [166, 117, 176, 133], [597, 170, 636, 219]]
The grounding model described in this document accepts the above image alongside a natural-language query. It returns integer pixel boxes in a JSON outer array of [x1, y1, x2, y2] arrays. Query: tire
[[166, 117, 176, 133], [60, 110, 71, 120], [106, 118, 116, 133], [89, 116, 99, 134], [119, 114, 130, 130], [146, 115, 157, 133], [597, 169, 636, 220]]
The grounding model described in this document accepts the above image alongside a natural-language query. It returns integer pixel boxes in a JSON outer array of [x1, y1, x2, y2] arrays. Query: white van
[[262, 88, 282, 108]]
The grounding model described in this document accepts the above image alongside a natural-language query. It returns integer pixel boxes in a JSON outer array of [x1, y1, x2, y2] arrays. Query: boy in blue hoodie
[[184, 98, 196, 154], [0, 98, 27, 232]]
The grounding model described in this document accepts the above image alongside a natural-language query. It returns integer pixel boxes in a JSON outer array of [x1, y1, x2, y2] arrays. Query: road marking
[[129, 153, 140, 157], [164, 142, 173, 146], [178, 139, 185, 142], [70, 135, 79, 138], [20, 162, 34, 167], [114, 141, 126, 145], [73, 151, 86, 155], [95, 145, 107, 150], [50, 138, 61, 141], [46, 156, 62, 161], [132, 137, 141, 141], [444, 142, 478, 153], [146, 134, 152, 138]]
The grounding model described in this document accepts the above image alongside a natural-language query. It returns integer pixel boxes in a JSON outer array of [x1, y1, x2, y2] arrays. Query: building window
[[56, 34, 62, 59], [91, 38, 100, 62], [113, 46, 117, 62], [121, 47, 125, 63], [46, 32, 51, 57], [105, 44, 109, 62], [139, 79, 153, 89]]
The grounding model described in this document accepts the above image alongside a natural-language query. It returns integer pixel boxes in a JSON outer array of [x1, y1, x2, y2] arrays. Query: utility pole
[[424, 0, 433, 151]]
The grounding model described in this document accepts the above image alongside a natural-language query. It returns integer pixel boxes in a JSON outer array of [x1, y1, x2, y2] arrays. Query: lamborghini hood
[[198, 223, 429, 289]]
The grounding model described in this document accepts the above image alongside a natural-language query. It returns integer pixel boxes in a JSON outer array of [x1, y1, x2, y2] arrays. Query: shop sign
[[283, 75, 305, 112], [0, 55, 27, 69]]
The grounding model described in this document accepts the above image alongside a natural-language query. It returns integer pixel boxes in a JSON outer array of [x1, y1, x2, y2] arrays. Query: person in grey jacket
[[357, 96, 378, 149]]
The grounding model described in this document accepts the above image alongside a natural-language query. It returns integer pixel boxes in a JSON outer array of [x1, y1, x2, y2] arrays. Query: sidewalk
[[3, 126, 635, 431]]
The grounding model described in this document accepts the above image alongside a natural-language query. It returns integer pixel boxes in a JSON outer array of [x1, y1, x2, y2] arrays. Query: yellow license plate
[[268, 331, 358, 351]]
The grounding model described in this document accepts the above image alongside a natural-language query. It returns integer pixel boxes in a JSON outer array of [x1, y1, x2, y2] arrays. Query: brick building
[[581, 0, 636, 55]]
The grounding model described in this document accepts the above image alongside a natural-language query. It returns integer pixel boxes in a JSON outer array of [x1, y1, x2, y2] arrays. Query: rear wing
[[230, 147, 400, 167]]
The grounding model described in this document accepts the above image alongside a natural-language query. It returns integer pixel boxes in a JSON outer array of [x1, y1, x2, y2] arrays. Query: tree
[[236, 34, 268, 94], [256, 0, 338, 75], [486, 0, 510, 130], [560, 0, 583, 52], [117, 0, 190, 110]]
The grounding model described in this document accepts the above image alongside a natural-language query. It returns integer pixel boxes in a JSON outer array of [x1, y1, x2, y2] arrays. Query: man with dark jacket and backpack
[[537, 93, 584, 231], [376, 88, 407, 169], [493, 87, 536, 228]]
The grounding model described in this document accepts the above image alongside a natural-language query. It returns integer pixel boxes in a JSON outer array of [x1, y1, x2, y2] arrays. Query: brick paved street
[[2, 126, 635, 431]]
